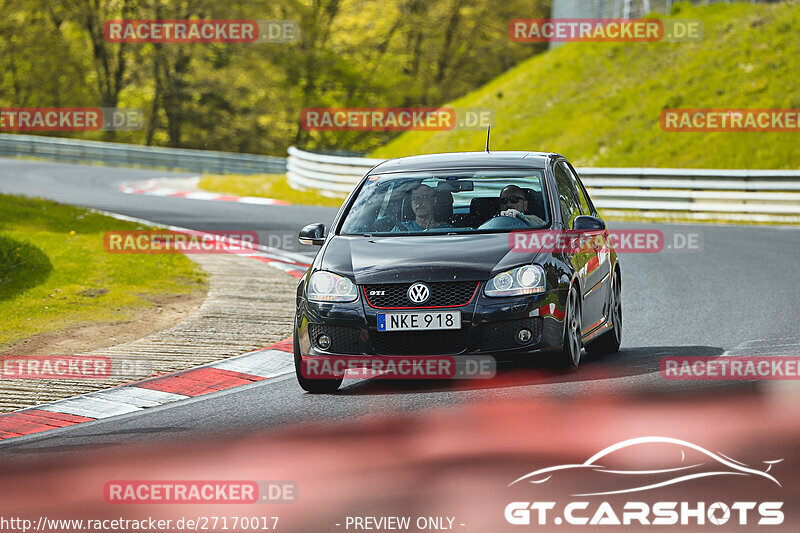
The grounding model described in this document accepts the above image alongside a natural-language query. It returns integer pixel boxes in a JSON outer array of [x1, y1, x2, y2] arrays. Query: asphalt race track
[[1, 157, 799, 456]]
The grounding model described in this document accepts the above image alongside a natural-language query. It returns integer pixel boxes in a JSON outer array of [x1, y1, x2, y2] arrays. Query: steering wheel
[[478, 214, 534, 230]]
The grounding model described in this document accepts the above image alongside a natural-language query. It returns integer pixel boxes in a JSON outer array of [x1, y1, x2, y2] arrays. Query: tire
[[556, 284, 583, 368], [294, 325, 343, 393], [585, 270, 622, 357]]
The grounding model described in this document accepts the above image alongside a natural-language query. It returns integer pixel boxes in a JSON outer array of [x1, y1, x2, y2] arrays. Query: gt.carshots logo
[[504, 437, 784, 526]]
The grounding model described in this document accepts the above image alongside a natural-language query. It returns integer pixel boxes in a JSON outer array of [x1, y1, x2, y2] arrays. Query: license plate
[[377, 311, 461, 332]]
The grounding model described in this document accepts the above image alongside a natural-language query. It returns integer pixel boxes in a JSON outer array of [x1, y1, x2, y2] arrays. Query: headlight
[[308, 271, 358, 302], [485, 265, 545, 297]]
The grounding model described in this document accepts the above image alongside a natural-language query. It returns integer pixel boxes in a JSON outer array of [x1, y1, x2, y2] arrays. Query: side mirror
[[299, 223, 326, 246], [572, 215, 605, 231]]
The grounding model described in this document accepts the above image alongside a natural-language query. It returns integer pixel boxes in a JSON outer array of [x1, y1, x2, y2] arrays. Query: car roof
[[370, 151, 560, 173]]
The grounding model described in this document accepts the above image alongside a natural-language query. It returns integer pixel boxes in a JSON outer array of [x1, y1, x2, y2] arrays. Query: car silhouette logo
[[509, 436, 782, 497], [407, 282, 431, 304]]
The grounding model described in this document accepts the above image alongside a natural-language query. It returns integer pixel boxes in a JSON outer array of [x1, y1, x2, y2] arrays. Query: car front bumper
[[296, 285, 568, 361]]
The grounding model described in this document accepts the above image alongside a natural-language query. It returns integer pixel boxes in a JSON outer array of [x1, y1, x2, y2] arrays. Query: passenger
[[396, 184, 453, 231], [499, 185, 544, 226]]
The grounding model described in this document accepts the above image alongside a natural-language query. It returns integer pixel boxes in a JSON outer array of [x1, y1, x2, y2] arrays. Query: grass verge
[[372, 2, 800, 169], [0, 194, 207, 350]]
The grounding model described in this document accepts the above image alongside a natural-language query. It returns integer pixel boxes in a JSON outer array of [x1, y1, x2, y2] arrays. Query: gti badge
[[407, 282, 431, 304]]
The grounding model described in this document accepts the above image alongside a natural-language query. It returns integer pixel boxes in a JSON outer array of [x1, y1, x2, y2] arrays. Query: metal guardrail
[[0, 134, 287, 175], [2, 134, 797, 220], [552, 0, 770, 21], [286, 146, 383, 195], [286, 146, 800, 220]]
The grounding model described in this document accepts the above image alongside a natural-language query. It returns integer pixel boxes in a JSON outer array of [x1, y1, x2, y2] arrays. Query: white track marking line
[[90, 387, 191, 408], [39, 396, 144, 419], [210, 349, 294, 378]]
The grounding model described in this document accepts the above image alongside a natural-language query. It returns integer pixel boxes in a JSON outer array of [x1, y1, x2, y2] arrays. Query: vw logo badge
[[407, 282, 431, 304]]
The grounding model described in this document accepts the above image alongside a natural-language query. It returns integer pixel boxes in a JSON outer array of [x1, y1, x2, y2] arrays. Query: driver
[[395, 184, 452, 232], [499, 185, 544, 226]]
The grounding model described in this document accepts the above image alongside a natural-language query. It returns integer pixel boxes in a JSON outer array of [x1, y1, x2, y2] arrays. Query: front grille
[[309, 324, 362, 354], [363, 281, 478, 308], [371, 330, 468, 355], [479, 317, 543, 352]]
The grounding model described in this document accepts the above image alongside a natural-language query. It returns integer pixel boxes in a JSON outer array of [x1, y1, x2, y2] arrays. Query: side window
[[553, 162, 581, 227], [561, 162, 593, 216]]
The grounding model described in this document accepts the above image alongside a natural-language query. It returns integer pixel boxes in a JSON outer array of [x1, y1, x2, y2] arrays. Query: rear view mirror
[[299, 223, 326, 245], [437, 180, 474, 192]]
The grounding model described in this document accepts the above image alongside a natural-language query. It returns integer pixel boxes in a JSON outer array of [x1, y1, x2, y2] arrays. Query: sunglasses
[[500, 196, 525, 204]]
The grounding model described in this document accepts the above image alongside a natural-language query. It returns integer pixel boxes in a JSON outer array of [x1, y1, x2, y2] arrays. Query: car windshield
[[339, 170, 549, 236]]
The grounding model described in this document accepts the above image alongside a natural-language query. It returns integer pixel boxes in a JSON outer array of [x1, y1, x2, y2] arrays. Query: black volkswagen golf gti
[[294, 151, 622, 392]]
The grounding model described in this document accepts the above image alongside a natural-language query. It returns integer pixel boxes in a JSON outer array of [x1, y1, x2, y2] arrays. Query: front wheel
[[294, 325, 343, 393], [556, 285, 583, 368], [585, 271, 622, 356]]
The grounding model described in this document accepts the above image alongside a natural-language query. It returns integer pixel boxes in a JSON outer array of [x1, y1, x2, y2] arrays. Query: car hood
[[319, 234, 541, 284]]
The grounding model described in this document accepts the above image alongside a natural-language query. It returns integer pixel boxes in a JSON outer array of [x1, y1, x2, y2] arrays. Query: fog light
[[317, 334, 332, 350], [517, 329, 532, 344]]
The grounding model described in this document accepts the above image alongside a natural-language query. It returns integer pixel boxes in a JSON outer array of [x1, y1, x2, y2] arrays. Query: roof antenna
[[485, 125, 491, 153]]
